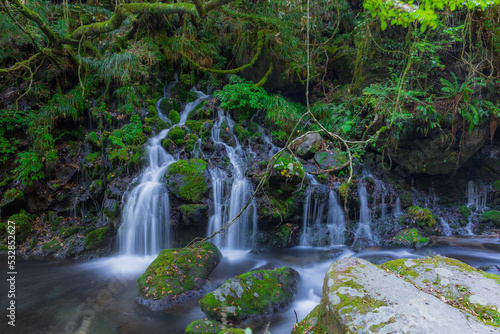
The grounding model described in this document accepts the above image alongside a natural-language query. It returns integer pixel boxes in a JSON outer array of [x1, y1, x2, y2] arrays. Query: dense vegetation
[[1, 0, 500, 252]]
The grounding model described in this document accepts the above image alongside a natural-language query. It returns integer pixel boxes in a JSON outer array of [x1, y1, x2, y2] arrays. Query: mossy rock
[[8, 210, 32, 241], [300, 257, 500, 333], [382, 256, 500, 328], [185, 319, 228, 334], [399, 206, 436, 229], [159, 97, 180, 114], [458, 205, 472, 219], [41, 238, 62, 254], [103, 199, 119, 219], [180, 204, 208, 225], [199, 267, 300, 321], [166, 159, 208, 203], [84, 228, 110, 250], [391, 228, 429, 248], [481, 210, 500, 227], [314, 150, 347, 170], [269, 152, 305, 193], [0, 188, 26, 215], [168, 110, 180, 124], [168, 126, 186, 141], [136, 242, 222, 311]]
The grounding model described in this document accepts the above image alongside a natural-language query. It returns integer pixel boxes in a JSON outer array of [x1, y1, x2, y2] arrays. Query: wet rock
[[314, 150, 346, 170], [391, 126, 490, 175], [41, 238, 62, 254], [0, 188, 25, 216], [199, 267, 300, 321], [269, 152, 305, 193], [180, 204, 208, 226], [295, 133, 323, 159], [136, 242, 222, 311], [293, 257, 500, 334], [256, 224, 299, 248], [103, 199, 119, 219], [185, 319, 228, 334], [351, 237, 378, 252], [166, 159, 208, 203]]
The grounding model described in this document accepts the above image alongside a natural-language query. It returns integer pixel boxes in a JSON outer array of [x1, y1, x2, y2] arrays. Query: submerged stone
[[293, 257, 500, 333], [136, 242, 222, 311], [199, 267, 300, 321]]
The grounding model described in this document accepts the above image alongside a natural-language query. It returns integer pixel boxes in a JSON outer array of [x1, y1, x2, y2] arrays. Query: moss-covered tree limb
[[71, 0, 235, 40], [181, 31, 265, 73], [7, 0, 61, 46], [0, 52, 43, 73], [254, 61, 273, 87]]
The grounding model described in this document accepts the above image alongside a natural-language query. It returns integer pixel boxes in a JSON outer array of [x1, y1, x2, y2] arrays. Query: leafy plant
[[13, 151, 44, 186]]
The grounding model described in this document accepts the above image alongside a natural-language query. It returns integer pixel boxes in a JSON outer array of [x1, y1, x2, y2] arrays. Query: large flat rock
[[293, 257, 500, 333]]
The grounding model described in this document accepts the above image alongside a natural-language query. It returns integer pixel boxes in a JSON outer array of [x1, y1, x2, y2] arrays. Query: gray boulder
[[293, 257, 500, 333], [295, 133, 323, 159]]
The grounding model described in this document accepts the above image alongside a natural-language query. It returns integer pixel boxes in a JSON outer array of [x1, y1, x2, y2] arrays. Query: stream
[[1, 236, 499, 333]]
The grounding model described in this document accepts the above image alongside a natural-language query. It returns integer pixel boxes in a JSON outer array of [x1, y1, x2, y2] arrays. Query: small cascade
[[258, 124, 280, 157], [206, 108, 257, 250], [300, 184, 327, 246], [326, 190, 346, 245], [206, 168, 227, 247], [156, 74, 179, 123], [466, 180, 487, 212], [355, 181, 373, 241], [394, 197, 403, 217], [119, 83, 208, 255], [439, 217, 452, 236]]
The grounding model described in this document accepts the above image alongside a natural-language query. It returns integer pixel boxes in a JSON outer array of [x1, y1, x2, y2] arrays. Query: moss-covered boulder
[[269, 152, 305, 193], [185, 319, 228, 334], [137, 242, 222, 311], [84, 228, 110, 250], [166, 159, 208, 203], [389, 228, 430, 248], [199, 267, 300, 321], [8, 210, 33, 241], [294, 133, 323, 159], [314, 150, 347, 170], [399, 206, 436, 228], [41, 238, 62, 254], [293, 257, 500, 333], [481, 210, 500, 227]]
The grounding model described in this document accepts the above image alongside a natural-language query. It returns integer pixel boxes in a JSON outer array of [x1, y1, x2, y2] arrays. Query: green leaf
[[381, 20, 387, 31]]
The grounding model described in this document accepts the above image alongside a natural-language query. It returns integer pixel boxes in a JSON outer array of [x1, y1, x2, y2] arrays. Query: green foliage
[[215, 76, 269, 117], [394, 228, 429, 247], [364, 0, 500, 32], [481, 210, 500, 227], [13, 151, 44, 186], [2, 188, 24, 204], [108, 114, 146, 146], [272, 153, 305, 180]]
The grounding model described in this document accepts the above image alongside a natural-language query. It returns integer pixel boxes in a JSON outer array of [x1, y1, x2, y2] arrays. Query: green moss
[[41, 238, 62, 254], [8, 210, 32, 241], [400, 206, 436, 228], [458, 205, 471, 219], [233, 124, 250, 142], [60, 226, 80, 238], [185, 319, 228, 334], [394, 228, 429, 247], [136, 242, 222, 301], [167, 126, 185, 141], [166, 159, 208, 203], [199, 267, 299, 321], [2, 188, 24, 204], [168, 110, 180, 124], [481, 210, 500, 227], [84, 228, 110, 250], [317, 174, 328, 184]]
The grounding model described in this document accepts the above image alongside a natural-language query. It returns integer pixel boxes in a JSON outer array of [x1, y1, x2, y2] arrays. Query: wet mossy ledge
[[136, 242, 222, 311], [294, 256, 500, 333], [166, 159, 208, 203], [199, 267, 300, 321]]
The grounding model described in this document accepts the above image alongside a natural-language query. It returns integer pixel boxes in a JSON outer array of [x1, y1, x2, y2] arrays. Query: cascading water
[[355, 180, 374, 241], [206, 108, 257, 250], [394, 197, 403, 217], [439, 217, 452, 236], [300, 182, 326, 246], [326, 190, 346, 245], [119, 84, 208, 255]]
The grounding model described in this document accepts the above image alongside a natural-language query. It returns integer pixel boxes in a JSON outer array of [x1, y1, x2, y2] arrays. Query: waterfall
[[394, 197, 403, 217], [300, 185, 326, 246], [206, 108, 257, 250], [466, 180, 487, 212], [355, 181, 373, 240], [118, 84, 208, 255], [326, 190, 346, 245], [439, 217, 452, 236]]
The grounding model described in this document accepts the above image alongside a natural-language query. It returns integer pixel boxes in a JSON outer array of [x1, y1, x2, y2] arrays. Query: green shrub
[[13, 151, 44, 186], [458, 205, 471, 218], [481, 210, 500, 227]]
